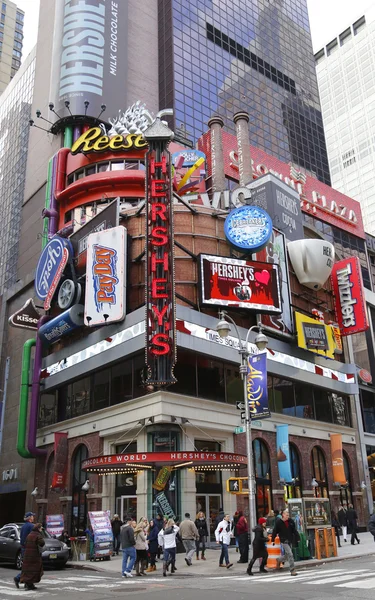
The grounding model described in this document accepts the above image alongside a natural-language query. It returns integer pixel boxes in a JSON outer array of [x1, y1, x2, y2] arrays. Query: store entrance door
[[196, 494, 222, 540], [117, 496, 137, 521]]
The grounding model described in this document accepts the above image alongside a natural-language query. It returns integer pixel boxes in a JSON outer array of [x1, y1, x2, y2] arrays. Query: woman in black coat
[[145, 519, 160, 572], [331, 511, 342, 548], [247, 517, 268, 576], [195, 511, 209, 560], [346, 504, 360, 545]]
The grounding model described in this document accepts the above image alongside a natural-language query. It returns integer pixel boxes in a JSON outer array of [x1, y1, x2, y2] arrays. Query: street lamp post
[[216, 310, 268, 539]]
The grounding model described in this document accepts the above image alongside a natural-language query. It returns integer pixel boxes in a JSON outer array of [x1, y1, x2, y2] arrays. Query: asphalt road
[[1, 555, 375, 599]]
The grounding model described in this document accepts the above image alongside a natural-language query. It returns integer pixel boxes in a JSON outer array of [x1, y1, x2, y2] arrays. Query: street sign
[[241, 411, 246, 421], [234, 426, 245, 434], [227, 478, 242, 493]]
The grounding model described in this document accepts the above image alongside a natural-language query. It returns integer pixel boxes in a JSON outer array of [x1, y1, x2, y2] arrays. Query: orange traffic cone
[[266, 534, 282, 569]]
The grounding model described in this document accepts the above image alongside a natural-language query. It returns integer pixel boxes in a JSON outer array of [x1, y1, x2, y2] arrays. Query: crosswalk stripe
[[305, 570, 369, 585], [337, 577, 375, 589], [256, 568, 347, 583], [0, 587, 49, 596]]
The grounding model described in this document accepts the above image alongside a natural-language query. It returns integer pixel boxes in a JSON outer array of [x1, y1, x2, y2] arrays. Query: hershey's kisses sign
[[331, 257, 369, 336], [144, 122, 176, 385]]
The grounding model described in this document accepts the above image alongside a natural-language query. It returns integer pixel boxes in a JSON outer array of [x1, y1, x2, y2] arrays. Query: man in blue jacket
[[14, 512, 35, 589]]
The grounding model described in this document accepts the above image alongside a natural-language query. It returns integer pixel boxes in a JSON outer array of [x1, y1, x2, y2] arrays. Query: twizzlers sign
[[331, 257, 369, 336], [145, 140, 176, 385]]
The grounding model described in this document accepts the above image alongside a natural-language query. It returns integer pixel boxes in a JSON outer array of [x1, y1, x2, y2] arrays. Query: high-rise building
[[315, 8, 375, 233], [159, 0, 331, 185], [0, 0, 24, 94]]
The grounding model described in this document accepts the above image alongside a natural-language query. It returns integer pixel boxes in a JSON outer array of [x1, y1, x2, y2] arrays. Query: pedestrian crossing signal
[[227, 478, 242, 493]]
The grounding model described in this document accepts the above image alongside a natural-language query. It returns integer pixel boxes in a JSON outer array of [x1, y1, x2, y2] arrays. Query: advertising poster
[[276, 425, 293, 482], [199, 254, 281, 313], [154, 492, 176, 520], [88, 511, 113, 558], [330, 433, 347, 485], [255, 230, 293, 337], [247, 353, 270, 419], [287, 499, 305, 534], [295, 311, 339, 359], [85, 226, 127, 327], [304, 498, 331, 528], [331, 256, 369, 336], [46, 515, 64, 538]]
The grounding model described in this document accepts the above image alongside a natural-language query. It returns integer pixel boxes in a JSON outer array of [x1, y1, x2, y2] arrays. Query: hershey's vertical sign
[[145, 134, 176, 385]]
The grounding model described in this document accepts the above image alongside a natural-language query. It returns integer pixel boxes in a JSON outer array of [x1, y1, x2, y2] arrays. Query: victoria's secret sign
[[145, 145, 176, 385]]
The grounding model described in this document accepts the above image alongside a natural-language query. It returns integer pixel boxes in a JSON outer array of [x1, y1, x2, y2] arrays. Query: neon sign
[[145, 141, 176, 385], [71, 126, 148, 155]]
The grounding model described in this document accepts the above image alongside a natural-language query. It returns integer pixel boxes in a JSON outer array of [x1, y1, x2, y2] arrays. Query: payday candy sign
[[35, 237, 72, 310], [331, 256, 369, 336], [199, 254, 281, 313]]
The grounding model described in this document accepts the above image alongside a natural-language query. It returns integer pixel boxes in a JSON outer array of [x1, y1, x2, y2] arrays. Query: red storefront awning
[[82, 451, 247, 475]]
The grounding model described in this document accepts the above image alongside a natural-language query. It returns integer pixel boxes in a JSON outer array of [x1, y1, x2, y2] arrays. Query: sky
[[17, 0, 374, 61]]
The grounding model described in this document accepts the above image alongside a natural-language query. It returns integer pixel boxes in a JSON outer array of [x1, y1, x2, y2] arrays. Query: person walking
[[215, 513, 233, 569], [266, 510, 275, 533], [158, 518, 179, 576], [195, 511, 209, 560], [13, 512, 35, 589], [120, 517, 136, 578], [20, 523, 45, 591], [338, 504, 348, 542], [272, 508, 299, 576], [247, 517, 269, 576], [134, 518, 149, 576], [111, 514, 123, 556], [145, 519, 159, 572], [179, 513, 199, 566], [236, 511, 249, 563], [331, 511, 342, 548], [347, 504, 360, 545], [233, 511, 240, 553]]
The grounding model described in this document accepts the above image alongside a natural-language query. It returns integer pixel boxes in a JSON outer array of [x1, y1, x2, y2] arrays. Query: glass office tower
[[159, 0, 331, 185]]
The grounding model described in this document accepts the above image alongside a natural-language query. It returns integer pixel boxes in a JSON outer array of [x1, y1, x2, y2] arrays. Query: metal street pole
[[239, 348, 257, 540]]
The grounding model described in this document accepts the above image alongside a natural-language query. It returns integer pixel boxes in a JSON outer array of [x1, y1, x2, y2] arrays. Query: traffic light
[[226, 478, 242, 493]]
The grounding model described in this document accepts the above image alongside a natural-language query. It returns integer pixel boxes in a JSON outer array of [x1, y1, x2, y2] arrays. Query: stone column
[[233, 111, 253, 186], [207, 116, 226, 194]]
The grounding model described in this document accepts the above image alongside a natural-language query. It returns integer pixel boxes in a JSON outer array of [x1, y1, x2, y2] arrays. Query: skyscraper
[[159, 0, 331, 185], [0, 0, 24, 94], [315, 9, 375, 234]]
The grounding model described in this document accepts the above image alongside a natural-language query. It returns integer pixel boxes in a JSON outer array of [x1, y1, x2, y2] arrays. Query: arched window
[[285, 444, 302, 499], [340, 451, 353, 507], [312, 446, 328, 498], [71, 445, 88, 536], [253, 439, 272, 518]]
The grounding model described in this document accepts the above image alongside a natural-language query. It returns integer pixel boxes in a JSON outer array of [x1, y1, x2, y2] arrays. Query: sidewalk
[[68, 532, 375, 575]]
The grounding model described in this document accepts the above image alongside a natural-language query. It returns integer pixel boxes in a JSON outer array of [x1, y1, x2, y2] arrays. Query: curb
[[66, 550, 375, 574]]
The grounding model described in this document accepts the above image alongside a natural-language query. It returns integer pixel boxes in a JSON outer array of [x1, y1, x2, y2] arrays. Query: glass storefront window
[[197, 357, 225, 402], [312, 446, 329, 498], [225, 366, 243, 405], [273, 378, 295, 416], [331, 393, 349, 426], [361, 389, 375, 433], [70, 378, 90, 418], [149, 431, 180, 520], [253, 439, 272, 518], [38, 392, 57, 427], [173, 350, 197, 397], [111, 361, 132, 405], [366, 444, 375, 512], [295, 384, 314, 419], [314, 389, 332, 424], [71, 444, 89, 536], [93, 370, 110, 411]]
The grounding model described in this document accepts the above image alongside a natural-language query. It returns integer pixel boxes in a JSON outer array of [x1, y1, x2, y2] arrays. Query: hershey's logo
[[336, 264, 357, 327]]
